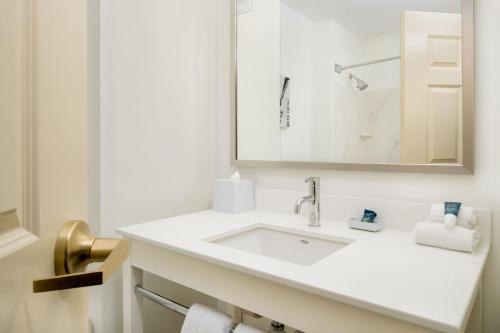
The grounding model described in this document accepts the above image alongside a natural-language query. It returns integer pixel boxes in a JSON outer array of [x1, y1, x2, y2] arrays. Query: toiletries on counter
[[443, 202, 461, 228], [445, 202, 462, 216], [414, 202, 481, 252], [213, 171, 255, 214], [429, 202, 477, 228], [348, 209, 383, 232], [361, 209, 377, 223]]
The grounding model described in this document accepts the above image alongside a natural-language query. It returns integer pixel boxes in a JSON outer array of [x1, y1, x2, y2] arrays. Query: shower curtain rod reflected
[[335, 56, 400, 73]]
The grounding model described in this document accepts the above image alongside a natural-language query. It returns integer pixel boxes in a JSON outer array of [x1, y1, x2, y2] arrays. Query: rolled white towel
[[233, 323, 266, 333], [443, 214, 457, 229], [458, 206, 478, 229], [414, 221, 480, 252], [180, 304, 234, 333], [429, 203, 477, 229]]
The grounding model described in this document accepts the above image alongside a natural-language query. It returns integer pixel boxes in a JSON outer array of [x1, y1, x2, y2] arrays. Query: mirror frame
[[230, 0, 474, 174]]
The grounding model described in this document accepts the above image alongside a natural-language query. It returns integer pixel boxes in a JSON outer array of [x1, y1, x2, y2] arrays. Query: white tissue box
[[213, 179, 255, 214]]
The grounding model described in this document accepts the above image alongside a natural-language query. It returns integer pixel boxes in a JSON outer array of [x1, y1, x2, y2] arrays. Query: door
[[400, 11, 462, 164], [0, 0, 91, 331]]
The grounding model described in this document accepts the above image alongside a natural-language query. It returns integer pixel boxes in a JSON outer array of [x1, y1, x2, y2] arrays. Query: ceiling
[[281, 0, 461, 39]]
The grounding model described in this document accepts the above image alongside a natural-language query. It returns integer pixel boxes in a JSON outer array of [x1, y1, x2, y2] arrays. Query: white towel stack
[[180, 304, 234, 333], [413, 203, 480, 253]]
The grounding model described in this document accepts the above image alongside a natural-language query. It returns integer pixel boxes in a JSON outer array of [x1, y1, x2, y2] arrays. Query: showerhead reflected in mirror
[[349, 73, 368, 91], [234, 0, 474, 172]]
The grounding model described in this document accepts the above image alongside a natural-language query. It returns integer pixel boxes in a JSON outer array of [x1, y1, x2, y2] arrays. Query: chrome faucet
[[294, 177, 320, 227]]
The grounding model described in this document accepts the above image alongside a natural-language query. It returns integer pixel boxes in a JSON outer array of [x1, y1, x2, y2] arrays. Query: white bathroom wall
[[279, 2, 313, 161], [361, 88, 401, 163], [334, 32, 401, 164], [329, 19, 364, 73], [356, 33, 401, 90], [280, 3, 345, 162], [99, 0, 217, 332], [238, 3, 401, 164], [216, 1, 500, 333], [96, 0, 500, 332], [279, 7, 367, 163], [329, 21, 364, 163], [237, 0, 333, 162], [357, 33, 401, 163], [309, 20, 335, 162], [236, 0, 281, 161], [332, 77, 364, 162]]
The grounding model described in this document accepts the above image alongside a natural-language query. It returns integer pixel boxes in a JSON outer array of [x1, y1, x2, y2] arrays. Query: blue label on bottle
[[445, 202, 462, 216], [361, 209, 377, 223]]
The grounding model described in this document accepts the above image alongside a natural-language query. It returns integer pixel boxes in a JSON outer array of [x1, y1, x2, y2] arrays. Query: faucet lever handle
[[305, 177, 320, 186]]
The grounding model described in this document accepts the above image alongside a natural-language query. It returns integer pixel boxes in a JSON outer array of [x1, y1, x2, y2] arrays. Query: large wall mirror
[[233, 0, 474, 173]]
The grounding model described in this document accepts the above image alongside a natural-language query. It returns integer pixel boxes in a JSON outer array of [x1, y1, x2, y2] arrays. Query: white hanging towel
[[180, 304, 234, 333], [233, 323, 266, 333]]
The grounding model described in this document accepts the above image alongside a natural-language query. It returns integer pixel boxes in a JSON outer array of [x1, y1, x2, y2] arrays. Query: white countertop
[[117, 210, 490, 333]]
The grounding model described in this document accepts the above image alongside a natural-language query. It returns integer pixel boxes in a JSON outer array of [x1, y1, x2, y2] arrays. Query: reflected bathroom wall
[[278, 1, 401, 164], [280, 2, 334, 162], [237, 0, 463, 165], [334, 32, 401, 164]]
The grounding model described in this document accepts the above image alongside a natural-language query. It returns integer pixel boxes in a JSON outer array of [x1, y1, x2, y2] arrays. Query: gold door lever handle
[[33, 220, 129, 293]]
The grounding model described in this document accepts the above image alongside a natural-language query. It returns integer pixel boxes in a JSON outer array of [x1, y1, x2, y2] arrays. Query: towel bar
[[134, 285, 266, 329], [135, 285, 189, 316]]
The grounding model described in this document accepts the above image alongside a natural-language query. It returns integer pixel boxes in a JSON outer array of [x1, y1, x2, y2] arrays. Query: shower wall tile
[[363, 88, 400, 163]]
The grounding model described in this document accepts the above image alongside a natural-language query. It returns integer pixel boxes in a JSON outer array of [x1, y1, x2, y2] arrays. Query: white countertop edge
[[456, 245, 490, 332], [116, 210, 491, 333]]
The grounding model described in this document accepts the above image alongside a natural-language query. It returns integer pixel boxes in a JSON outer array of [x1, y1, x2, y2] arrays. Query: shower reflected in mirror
[[235, 0, 469, 168]]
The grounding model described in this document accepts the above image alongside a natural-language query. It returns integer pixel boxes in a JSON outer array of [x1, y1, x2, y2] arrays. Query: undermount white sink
[[207, 224, 352, 266]]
